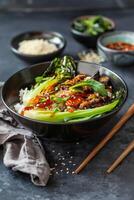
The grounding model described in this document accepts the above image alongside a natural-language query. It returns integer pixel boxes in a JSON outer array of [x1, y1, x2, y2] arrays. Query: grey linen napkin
[[0, 82, 50, 186]]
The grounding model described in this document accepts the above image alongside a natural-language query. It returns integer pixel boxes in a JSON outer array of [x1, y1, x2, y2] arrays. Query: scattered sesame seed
[[56, 172, 59, 175], [69, 161, 72, 163], [57, 152, 61, 155], [62, 158, 65, 160], [60, 169, 63, 172], [61, 162, 65, 166], [66, 168, 69, 170], [66, 171, 69, 174], [52, 150, 55, 153], [70, 156, 73, 159], [50, 168, 55, 171], [76, 142, 79, 145], [73, 163, 76, 166], [72, 171, 75, 174], [67, 152, 70, 154], [54, 163, 58, 166]]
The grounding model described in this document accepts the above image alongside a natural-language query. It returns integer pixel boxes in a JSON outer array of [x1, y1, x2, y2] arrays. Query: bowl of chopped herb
[[71, 15, 115, 48]]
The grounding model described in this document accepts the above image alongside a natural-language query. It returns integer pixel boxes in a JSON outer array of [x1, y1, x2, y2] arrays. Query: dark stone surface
[[0, 9, 134, 200], [1, 0, 134, 11], [0, 0, 132, 10]]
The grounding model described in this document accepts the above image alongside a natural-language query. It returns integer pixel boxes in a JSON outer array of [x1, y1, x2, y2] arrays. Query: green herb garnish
[[73, 16, 112, 36]]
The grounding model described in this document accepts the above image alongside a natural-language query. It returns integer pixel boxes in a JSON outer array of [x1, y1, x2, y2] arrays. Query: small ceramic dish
[[97, 31, 134, 66], [71, 15, 115, 48], [11, 31, 66, 63]]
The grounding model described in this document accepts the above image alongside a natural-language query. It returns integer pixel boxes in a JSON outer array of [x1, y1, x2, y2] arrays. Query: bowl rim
[[1, 61, 128, 125], [10, 30, 66, 58], [97, 30, 134, 53], [71, 15, 115, 37]]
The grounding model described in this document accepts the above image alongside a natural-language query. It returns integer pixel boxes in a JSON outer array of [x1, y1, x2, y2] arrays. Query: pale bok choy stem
[[24, 99, 119, 122]]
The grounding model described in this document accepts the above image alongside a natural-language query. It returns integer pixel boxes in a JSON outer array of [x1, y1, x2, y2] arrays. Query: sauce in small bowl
[[106, 41, 134, 51], [97, 31, 134, 66]]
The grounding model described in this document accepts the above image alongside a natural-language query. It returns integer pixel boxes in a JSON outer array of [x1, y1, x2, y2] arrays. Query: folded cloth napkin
[[0, 82, 50, 186]]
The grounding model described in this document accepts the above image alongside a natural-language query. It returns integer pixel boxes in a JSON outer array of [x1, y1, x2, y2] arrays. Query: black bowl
[[71, 15, 115, 48], [1, 62, 127, 141], [11, 31, 66, 63]]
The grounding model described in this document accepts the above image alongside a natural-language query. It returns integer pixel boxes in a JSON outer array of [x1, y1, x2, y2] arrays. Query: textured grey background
[[0, 7, 134, 200]]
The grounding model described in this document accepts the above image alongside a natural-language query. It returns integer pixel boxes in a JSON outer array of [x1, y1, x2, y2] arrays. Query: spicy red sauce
[[66, 95, 84, 108], [36, 99, 53, 108], [106, 41, 134, 51], [21, 106, 34, 116]]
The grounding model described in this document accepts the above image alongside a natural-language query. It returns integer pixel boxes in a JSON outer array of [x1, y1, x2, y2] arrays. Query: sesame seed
[[66, 171, 69, 174], [54, 163, 58, 166], [62, 158, 65, 160], [52, 150, 55, 153], [76, 142, 79, 145], [72, 171, 75, 174], [57, 152, 61, 155], [50, 168, 55, 171], [69, 161, 72, 163], [73, 163, 76, 166], [70, 156, 73, 159], [56, 172, 59, 175], [66, 168, 69, 170], [61, 163, 65, 166]]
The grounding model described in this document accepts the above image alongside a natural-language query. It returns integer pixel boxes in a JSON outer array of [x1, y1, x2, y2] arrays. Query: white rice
[[14, 88, 28, 114], [18, 39, 58, 55], [19, 88, 28, 100]]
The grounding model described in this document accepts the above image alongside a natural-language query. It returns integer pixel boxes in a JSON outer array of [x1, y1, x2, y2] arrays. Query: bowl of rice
[[11, 31, 66, 63]]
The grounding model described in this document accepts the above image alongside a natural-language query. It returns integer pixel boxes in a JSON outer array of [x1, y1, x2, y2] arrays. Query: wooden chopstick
[[107, 140, 134, 173], [74, 104, 134, 174]]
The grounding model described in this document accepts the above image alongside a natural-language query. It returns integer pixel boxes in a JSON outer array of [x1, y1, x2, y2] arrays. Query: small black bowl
[[11, 31, 66, 63], [1, 62, 127, 141], [71, 15, 115, 48]]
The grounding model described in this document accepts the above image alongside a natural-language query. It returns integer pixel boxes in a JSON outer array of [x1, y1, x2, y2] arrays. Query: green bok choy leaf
[[70, 79, 108, 96]]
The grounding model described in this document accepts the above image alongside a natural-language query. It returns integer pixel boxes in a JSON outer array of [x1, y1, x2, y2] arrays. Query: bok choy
[[70, 79, 108, 96], [24, 99, 119, 122], [22, 56, 77, 106]]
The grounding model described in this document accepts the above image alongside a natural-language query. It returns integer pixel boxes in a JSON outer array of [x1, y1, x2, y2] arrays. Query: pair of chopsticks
[[74, 104, 134, 174]]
